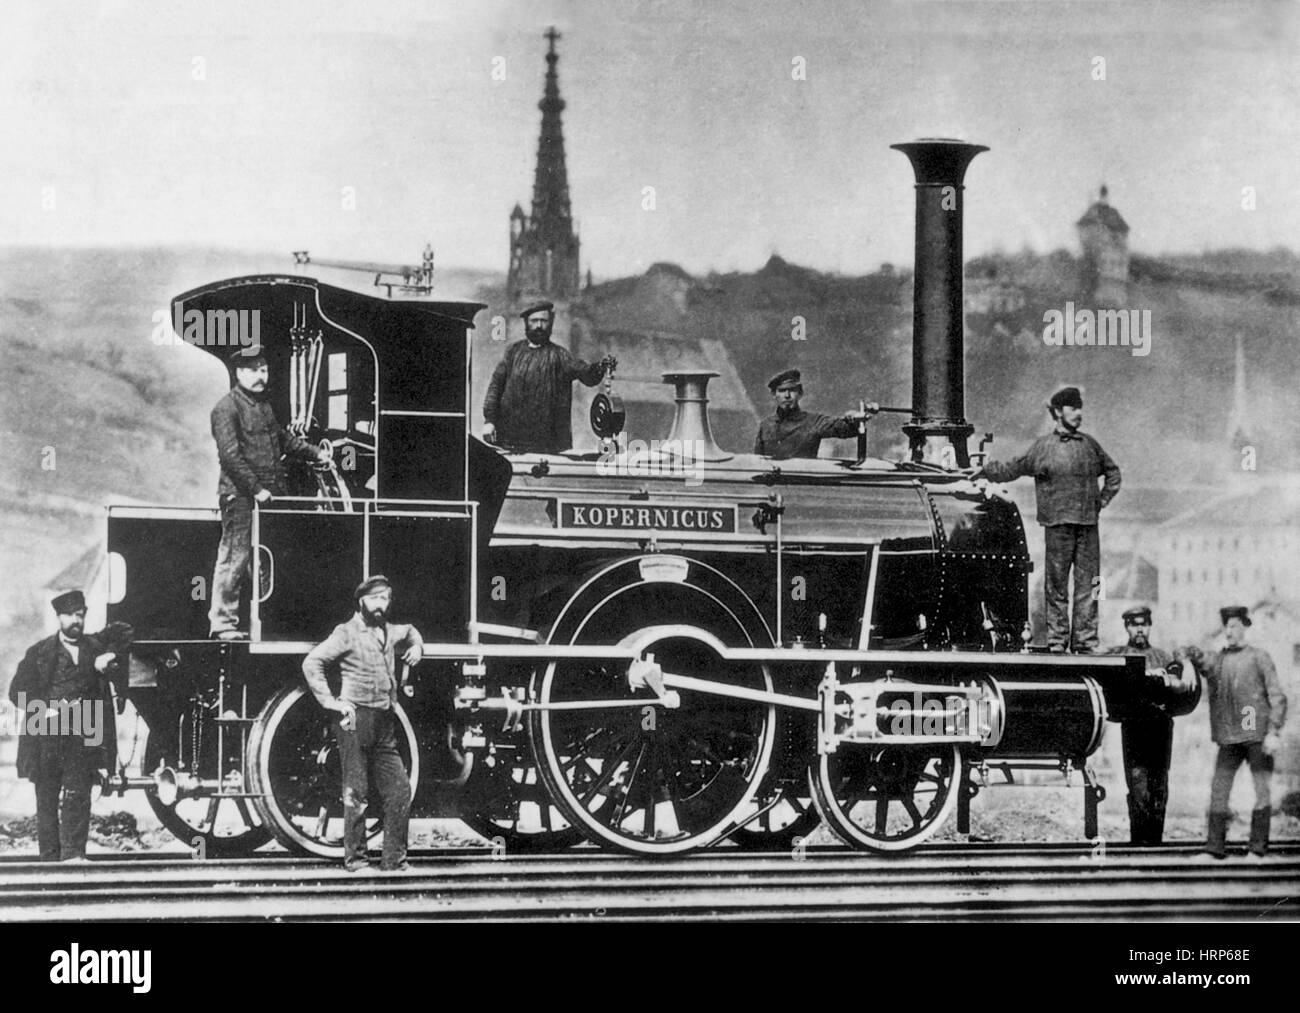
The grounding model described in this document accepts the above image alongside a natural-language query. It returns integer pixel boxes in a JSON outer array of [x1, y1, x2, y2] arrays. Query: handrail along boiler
[[105, 140, 1197, 857]]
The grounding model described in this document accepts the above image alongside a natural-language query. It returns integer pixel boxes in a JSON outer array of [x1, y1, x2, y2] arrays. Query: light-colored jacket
[[302, 613, 422, 710], [1198, 644, 1287, 745]]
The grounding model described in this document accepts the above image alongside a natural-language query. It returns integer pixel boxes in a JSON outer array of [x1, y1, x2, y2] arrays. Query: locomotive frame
[[102, 139, 1196, 859]]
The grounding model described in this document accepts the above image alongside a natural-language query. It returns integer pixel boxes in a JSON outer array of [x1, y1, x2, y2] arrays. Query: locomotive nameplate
[[557, 499, 737, 534]]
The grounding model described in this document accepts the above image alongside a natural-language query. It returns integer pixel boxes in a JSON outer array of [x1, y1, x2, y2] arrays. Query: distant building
[[1076, 185, 1130, 307], [507, 28, 582, 307], [1155, 480, 1300, 642]]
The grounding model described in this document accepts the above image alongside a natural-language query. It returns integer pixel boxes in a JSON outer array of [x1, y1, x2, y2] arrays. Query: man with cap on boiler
[[971, 386, 1121, 653], [302, 576, 424, 872], [208, 347, 332, 640], [481, 300, 617, 454], [1181, 606, 1287, 858], [1101, 605, 1190, 845], [8, 590, 132, 861], [753, 369, 879, 460]]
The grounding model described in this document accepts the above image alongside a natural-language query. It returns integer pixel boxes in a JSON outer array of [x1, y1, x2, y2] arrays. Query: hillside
[[581, 249, 1300, 474]]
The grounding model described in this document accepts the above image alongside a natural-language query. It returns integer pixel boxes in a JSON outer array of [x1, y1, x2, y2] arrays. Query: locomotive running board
[[253, 639, 1134, 670]]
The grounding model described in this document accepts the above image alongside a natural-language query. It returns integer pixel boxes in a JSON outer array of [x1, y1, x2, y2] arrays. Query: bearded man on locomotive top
[[970, 385, 1121, 654], [481, 300, 617, 454], [208, 347, 332, 641], [302, 575, 424, 872]]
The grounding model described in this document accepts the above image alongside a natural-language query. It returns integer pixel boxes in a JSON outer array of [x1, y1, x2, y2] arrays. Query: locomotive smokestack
[[891, 139, 987, 468]]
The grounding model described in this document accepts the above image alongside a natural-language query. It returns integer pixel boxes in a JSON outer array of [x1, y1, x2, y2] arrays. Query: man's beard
[[527, 329, 552, 345], [361, 605, 387, 626], [776, 404, 798, 420], [1129, 633, 1148, 648]]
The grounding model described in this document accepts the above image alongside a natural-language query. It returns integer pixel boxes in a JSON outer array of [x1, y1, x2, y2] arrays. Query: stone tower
[[507, 27, 582, 306], [1076, 185, 1130, 307]]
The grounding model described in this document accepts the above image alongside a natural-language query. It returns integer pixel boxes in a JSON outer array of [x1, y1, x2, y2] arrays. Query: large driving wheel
[[458, 743, 584, 854], [142, 713, 271, 857], [530, 558, 778, 856], [247, 685, 418, 858], [809, 744, 962, 851]]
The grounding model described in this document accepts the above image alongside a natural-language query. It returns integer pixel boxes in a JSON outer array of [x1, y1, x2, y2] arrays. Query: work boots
[[1205, 811, 1229, 859], [1248, 806, 1271, 858]]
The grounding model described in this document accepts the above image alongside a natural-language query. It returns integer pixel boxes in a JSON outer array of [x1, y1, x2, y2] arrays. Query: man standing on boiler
[[972, 386, 1121, 653]]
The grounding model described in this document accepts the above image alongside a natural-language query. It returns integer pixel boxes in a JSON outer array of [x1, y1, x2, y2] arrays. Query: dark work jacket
[[8, 625, 132, 781], [211, 386, 316, 500], [482, 341, 605, 454], [753, 409, 857, 460]]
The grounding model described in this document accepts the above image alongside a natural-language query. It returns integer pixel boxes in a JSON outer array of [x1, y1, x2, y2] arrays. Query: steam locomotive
[[104, 140, 1197, 858]]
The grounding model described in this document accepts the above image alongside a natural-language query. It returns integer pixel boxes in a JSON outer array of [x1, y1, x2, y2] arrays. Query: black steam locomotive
[[104, 140, 1196, 857]]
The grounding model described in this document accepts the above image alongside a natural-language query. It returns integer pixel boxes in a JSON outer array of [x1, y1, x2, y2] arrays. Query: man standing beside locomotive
[[209, 347, 332, 641], [1101, 605, 1191, 846], [753, 369, 879, 459], [8, 590, 130, 862], [481, 300, 617, 454], [970, 386, 1121, 653], [302, 575, 424, 872], [1182, 606, 1287, 859]]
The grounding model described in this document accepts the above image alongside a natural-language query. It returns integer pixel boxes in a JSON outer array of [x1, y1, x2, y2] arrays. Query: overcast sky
[[3, 0, 1297, 278]]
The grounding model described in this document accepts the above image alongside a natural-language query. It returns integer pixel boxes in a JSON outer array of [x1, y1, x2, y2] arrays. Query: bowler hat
[[1048, 386, 1083, 410]]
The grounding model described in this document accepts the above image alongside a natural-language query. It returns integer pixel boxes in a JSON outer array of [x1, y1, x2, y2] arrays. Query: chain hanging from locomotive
[[105, 140, 1198, 859]]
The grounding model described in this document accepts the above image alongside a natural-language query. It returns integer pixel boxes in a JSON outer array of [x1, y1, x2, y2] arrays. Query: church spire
[[531, 26, 573, 231], [507, 27, 581, 305]]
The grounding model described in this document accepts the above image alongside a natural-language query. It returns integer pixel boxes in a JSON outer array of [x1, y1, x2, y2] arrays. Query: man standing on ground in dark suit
[[1102, 605, 1190, 845], [8, 590, 131, 862]]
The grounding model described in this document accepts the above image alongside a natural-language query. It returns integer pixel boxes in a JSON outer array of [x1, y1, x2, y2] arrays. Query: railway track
[[1, 845, 1296, 921]]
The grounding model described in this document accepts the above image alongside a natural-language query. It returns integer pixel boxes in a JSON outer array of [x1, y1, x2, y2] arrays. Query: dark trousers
[[1043, 523, 1100, 652], [34, 735, 96, 862], [1121, 716, 1172, 845], [334, 706, 411, 866], [209, 494, 252, 635], [1209, 741, 1272, 812]]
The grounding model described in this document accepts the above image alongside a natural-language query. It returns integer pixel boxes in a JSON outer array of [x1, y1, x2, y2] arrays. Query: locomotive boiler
[[104, 139, 1197, 858]]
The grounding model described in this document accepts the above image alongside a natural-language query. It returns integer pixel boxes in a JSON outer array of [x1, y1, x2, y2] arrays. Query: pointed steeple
[[531, 27, 573, 232], [507, 27, 582, 306]]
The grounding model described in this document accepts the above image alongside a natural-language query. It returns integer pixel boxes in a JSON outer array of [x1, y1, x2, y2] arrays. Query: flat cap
[[229, 345, 267, 365], [1219, 605, 1251, 627], [354, 574, 392, 601], [519, 300, 555, 319], [1121, 605, 1152, 623], [1048, 385, 1083, 410], [50, 589, 87, 614], [767, 368, 802, 392]]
